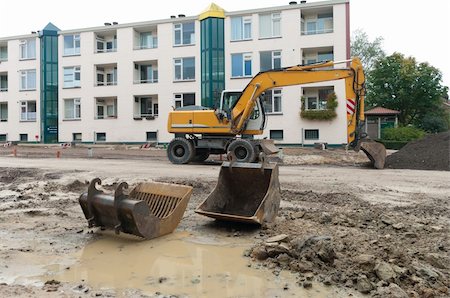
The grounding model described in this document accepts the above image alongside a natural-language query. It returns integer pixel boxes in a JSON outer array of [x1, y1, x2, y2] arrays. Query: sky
[[0, 0, 449, 87]]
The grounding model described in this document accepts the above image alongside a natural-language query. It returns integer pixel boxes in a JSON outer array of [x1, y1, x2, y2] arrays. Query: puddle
[[36, 231, 351, 297]]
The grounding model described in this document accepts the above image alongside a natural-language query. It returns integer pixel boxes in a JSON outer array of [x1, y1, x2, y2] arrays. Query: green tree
[[350, 29, 385, 72], [366, 53, 449, 132]]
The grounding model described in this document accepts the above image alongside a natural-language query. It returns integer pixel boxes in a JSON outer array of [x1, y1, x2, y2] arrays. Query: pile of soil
[[385, 132, 449, 171]]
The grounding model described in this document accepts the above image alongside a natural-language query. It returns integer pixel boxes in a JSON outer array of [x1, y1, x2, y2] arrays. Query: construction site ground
[[0, 145, 448, 297]]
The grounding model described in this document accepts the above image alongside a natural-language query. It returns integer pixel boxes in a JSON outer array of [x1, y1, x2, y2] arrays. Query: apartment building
[[0, 0, 350, 145]]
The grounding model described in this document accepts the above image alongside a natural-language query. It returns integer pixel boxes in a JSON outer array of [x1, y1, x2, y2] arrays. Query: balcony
[[302, 46, 334, 66], [133, 95, 159, 120], [134, 26, 158, 50], [94, 30, 117, 53], [302, 86, 335, 111], [0, 72, 7, 92], [133, 60, 158, 84], [95, 63, 117, 86], [301, 7, 333, 35], [95, 97, 117, 119]]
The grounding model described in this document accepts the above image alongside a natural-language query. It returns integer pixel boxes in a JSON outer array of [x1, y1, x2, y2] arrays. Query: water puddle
[[37, 231, 349, 297]]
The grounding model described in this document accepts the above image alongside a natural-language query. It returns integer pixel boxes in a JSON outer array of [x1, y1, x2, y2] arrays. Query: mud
[[385, 131, 450, 171], [0, 148, 449, 297]]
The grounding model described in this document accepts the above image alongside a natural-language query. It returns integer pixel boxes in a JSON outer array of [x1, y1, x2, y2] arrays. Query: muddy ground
[[0, 145, 449, 297]]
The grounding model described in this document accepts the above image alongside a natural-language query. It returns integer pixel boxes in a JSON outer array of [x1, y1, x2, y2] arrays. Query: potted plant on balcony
[[300, 92, 338, 120]]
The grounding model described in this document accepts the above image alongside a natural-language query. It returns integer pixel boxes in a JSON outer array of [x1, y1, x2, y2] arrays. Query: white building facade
[[0, 0, 351, 146]]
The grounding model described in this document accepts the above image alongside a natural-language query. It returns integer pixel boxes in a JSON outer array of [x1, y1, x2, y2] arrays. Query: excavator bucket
[[79, 178, 192, 239], [195, 161, 281, 225], [359, 140, 386, 169]]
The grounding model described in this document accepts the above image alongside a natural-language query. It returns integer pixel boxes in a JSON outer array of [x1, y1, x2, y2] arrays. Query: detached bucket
[[195, 162, 281, 225], [79, 178, 192, 239], [359, 140, 386, 169]]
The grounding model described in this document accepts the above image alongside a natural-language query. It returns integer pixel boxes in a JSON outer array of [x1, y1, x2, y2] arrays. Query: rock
[[374, 261, 396, 281], [412, 263, 441, 281], [293, 211, 305, 219], [319, 213, 332, 224], [277, 253, 291, 265], [291, 236, 336, 265], [289, 260, 313, 273], [392, 223, 405, 230], [251, 246, 268, 260], [376, 283, 408, 298], [304, 272, 314, 280], [425, 253, 449, 269], [430, 225, 442, 231], [302, 281, 312, 288], [191, 278, 200, 284], [392, 265, 407, 275], [381, 215, 394, 225], [356, 275, 373, 294], [404, 232, 417, 238], [266, 234, 289, 243], [355, 254, 376, 271]]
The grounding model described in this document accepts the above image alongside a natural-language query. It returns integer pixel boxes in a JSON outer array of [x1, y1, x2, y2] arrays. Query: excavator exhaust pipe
[[195, 161, 281, 225], [79, 178, 193, 239], [358, 140, 386, 169]]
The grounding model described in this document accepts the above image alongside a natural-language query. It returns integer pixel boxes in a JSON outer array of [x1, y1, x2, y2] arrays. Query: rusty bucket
[[79, 178, 193, 239], [195, 161, 281, 225]]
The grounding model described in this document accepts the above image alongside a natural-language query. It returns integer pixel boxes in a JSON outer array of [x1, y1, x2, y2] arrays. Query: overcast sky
[[1, 0, 449, 87]]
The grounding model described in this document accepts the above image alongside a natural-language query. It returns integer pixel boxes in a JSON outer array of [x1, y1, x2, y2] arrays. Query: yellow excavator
[[167, 57, 385, 169]]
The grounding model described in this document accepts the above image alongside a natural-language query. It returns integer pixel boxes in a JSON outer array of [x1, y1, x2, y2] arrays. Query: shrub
[[382, 126, 425, 142], [300, 92, 338, 120]]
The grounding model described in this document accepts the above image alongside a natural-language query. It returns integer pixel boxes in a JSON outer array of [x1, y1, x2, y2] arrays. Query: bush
[[377, 140, 408, 150], [382, 126, 425, 142], [418, 112, 449, 133], [300, 92, 338, 121]]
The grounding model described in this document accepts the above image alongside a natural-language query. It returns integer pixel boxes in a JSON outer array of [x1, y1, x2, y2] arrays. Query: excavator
[[166, 57, 385, 169], [78, 57, 386, 238]]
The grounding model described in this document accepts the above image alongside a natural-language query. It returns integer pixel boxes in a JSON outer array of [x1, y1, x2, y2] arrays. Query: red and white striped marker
[[346, 98, 356, 115]]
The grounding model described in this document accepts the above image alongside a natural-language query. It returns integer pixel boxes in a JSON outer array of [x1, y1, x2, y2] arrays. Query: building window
[[95, 132, 106, 142], [259, 13, 281, 39], [174, 57, 195, 81], [302, 13, 333, 35], [96, 35, 117, 53], [0, 134, 6, 141], [0, 46, 7, 61], [304, 129, 319, 140], [64, 98, 81, 120], [303, 50, 334, 65], [262, 89, 282, 114], [19, 39, 36, 60], [95, 97, 117, 119], [20, 134, 28, 142], [270, 130, 283, 140], [146, 131, 158, 142], [20, 100, 36, 121], [136, 96, 159, 117], [231, 53, 252, 78], [0, 74, 7, 91], [231, 16, 252, 41], [260, 51, 281, 71], [0, 102, 7, 121], [20, 69, 36, 90], [63, 66, 81, 88], [304, 87, 334, 110], [73, 133, 82, 142], [139, 32, 158, 49], [174, 22, 195, 46], [174, 93, 195, 109], [63, 34, 80, 56], [96, 66, 117, 86], [136, 64, 158, 83]]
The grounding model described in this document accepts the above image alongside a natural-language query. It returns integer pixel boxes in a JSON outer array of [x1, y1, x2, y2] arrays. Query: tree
[[351, 29, 385, 72], [366, 53, 449, 132]]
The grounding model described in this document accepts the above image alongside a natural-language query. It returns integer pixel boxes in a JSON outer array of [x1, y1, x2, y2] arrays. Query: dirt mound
[[385, 132, 449, 171]]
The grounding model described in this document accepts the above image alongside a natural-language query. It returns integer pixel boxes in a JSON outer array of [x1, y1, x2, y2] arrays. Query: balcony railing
[[133, 78, 158, 84], [20, 112, 36, 121]]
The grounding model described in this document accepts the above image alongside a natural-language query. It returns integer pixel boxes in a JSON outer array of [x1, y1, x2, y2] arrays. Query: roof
[[365, 107, 401, 116], [199, 3, 225, 20]]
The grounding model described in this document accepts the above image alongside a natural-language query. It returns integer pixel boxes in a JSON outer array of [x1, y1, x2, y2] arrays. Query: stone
[[381, 215, 394, 225], [356, 275, 373, 294], [277, 253, 291, 265], [302, 281, 312, 288], [425, 253, 449, 269], [412, 263, 441, 281], [266, 234, 289, 243], [392, 223, 405, 230], [355, 254, 376, 271], [404, 232, 417, 238], [376, 283, 408, 298], [374, 261, 396, 281], [251, 246, 268, 260]]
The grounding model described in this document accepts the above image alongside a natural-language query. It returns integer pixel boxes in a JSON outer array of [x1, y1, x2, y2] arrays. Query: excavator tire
[[192, 149, 210, 162], [167, 137, 195, 164], [227, 139, 256, 163]]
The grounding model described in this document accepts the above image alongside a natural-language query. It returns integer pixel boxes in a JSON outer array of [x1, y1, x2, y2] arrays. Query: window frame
[[137, 97, 159, 117], [231, 16, 252, 41], [146, 131, 158, 142], [95, 98, 117, 119], [174, 93, 195, 108], [0, 74, 7, 91], [19, 69, 36, 91], [19, 100, 37, 122], [95, 132, 106, 142], [173, 22, 195, 46], [304, 129, 319, 140], [0, 46, 7, 61], [63, 34, 81, 56], [263, 88, 282, 114], [231, 53, 252, 78], [64, 98, 81, 120], [260, 50, 282, 71], [270, 129, 283, 140], [63, 66, 81, 88], [19, 39, 36, 60], [0, 102, 7, 122], [259, 12, 281, 39], [174, 57, 195, 81]]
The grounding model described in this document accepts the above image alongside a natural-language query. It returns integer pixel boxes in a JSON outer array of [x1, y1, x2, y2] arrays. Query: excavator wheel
[[227, 139, 256, 163], [167, 137, 195, 164], [192, 149, 210, 162]]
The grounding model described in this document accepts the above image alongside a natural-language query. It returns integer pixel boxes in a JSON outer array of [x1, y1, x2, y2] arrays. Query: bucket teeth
[[79, 178, 193, 239]]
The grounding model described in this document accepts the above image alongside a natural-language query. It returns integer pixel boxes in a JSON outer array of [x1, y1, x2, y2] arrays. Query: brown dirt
[[385, 132, 450, 171]]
